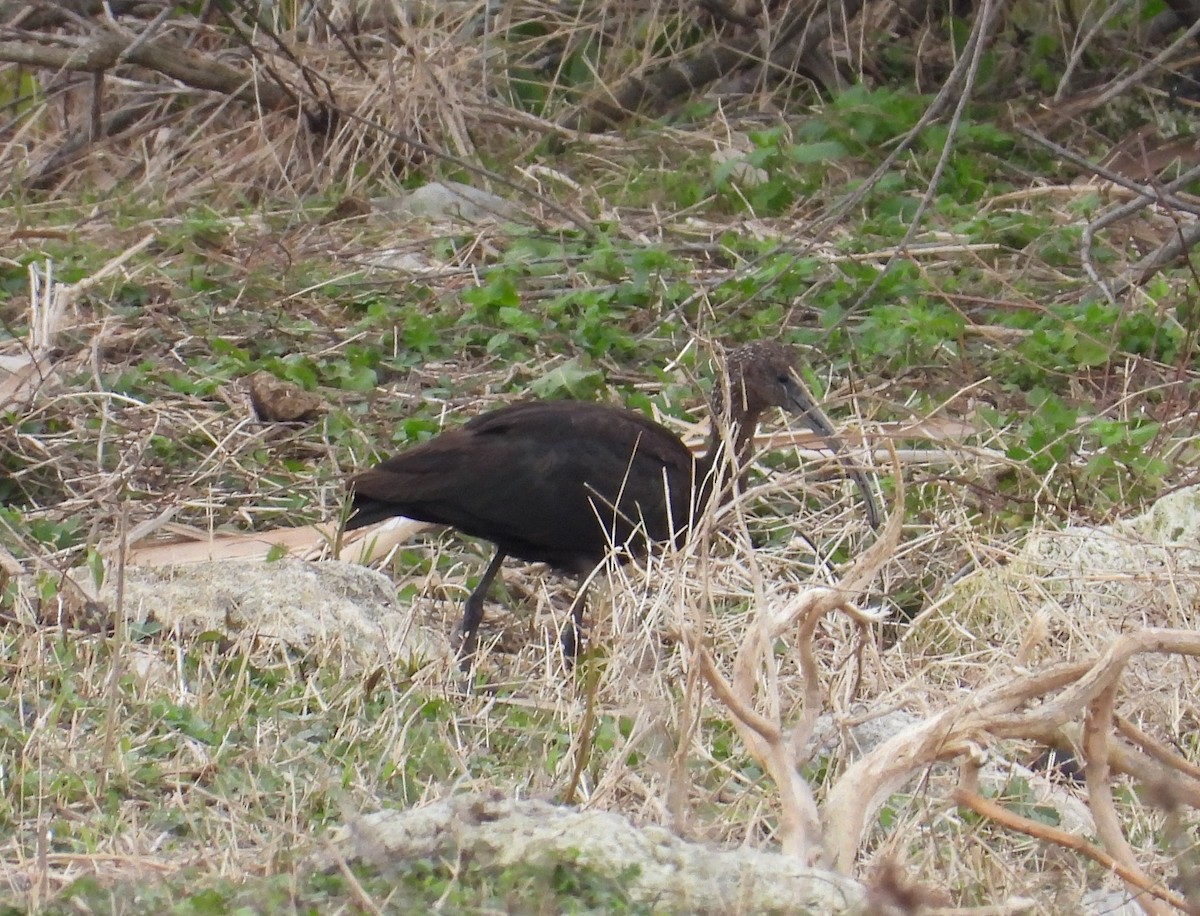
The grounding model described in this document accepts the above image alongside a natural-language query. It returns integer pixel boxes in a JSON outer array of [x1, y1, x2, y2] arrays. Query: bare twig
[[952, 789, 1193, 914], [1115, 714, 1200, 781], [1085, 682, 1167, 914], [0, 26, 293, 109], [824, 629, 1200, 876], [678, 447, 902, 864]]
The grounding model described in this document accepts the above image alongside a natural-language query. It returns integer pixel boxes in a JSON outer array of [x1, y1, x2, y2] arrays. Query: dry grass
[[4, 1, 1200, 912], [5, 254, 1200, 907]]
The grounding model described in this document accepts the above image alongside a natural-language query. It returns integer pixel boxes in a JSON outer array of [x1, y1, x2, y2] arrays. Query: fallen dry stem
[[1083, 681, 1153, 913], [681, 447, 904, 864], [987, 630, 1200, 737], [952, 789, 1193, 915], [0, 26, 292, 110], [824, 627, 1200, 889], [1016, 720, 1200, 811], [1114, 715, 1200, 782]]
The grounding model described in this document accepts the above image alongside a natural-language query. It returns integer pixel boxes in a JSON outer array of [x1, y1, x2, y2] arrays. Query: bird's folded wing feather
[[351, 401, 695, 563]]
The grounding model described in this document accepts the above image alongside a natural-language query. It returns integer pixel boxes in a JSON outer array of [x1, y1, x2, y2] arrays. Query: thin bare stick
[[1084, 683, 1166, 914], [1114, 715, 1200, 781], [953, 789, 1192, 915]]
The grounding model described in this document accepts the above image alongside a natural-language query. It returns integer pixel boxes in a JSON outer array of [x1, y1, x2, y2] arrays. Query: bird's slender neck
[[694, 404, 762, 509]]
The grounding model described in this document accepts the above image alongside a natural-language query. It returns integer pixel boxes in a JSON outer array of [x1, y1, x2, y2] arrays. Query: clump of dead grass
[[6, 216, 1200, 911], [1, 0, 738, 206], [440, 441, 1200, 909]]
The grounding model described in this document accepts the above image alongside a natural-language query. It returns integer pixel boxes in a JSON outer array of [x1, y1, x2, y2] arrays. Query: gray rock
[[100, 559, 448, 666], [911, 484, 1200, 661], [807, 710, 922, 761], [324, 792, 865, 913], [710, 147, 769, 188], [1080, 888, 1143, 915], [373, 181, 519, 223]]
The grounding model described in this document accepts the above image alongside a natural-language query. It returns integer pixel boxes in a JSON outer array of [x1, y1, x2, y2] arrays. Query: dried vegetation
[[3, 0, 1200, 912]]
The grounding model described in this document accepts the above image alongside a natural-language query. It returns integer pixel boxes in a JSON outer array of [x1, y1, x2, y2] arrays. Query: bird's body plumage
[[347, 399, 697, 572], [346, 341, 878, 661]]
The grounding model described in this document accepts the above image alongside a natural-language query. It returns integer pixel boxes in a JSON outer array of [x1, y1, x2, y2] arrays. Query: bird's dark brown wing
[[348, 400, 696, 571]]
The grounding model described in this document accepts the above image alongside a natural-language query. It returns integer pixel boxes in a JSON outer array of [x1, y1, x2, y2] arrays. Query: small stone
[[248, 371, 323, 423]]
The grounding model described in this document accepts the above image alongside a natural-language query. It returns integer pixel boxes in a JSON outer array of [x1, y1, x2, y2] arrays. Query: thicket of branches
[[2, 0, 1198, 198], [5, 1, 1200, 912]]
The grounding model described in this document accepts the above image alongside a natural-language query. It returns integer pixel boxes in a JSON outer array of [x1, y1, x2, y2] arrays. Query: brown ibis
[[346, 342, 879, 659]]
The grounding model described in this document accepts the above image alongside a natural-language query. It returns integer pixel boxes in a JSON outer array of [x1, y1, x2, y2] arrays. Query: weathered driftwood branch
[[0, 26, 293, 111], [680, 447, 903, 866], [823, 626, 1200, 903], [558, 0, 867, 135]]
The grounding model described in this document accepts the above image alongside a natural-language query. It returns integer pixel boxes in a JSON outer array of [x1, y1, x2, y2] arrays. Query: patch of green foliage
[[0, 608, 644, 912], [51, 856, 652, 915]]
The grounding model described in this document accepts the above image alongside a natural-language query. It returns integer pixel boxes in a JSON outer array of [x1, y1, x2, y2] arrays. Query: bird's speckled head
[[714, 341, 831, 437], [712, 340, 881, 529], [726, 341, 798, 410]]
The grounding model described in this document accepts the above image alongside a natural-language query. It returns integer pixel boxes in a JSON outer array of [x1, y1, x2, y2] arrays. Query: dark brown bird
[[346, 342, 879, 658]]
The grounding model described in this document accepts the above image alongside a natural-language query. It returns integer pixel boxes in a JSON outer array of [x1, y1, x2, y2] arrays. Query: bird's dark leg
[[560, 578, 592, 661], [456, 549, 507, 664]]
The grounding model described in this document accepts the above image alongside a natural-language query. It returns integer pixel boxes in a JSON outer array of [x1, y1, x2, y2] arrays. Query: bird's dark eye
[[777, 373, 790, 384]]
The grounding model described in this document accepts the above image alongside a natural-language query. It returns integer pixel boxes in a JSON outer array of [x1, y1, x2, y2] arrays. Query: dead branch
[[1019, 720, 1200, 809], [1, 1, 153, 31], [953, 789, 1193, 915], [680, 446, 903, 864], [1085, 681, 1166, 915], [823, 627, 1200, 891], [0, 25, 294, 111], [989, 629, 1200, 735], [1115, 715, 1200, 782]]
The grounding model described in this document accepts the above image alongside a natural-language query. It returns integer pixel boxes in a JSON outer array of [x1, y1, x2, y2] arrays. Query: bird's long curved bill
[[783, 376, 882, 530]]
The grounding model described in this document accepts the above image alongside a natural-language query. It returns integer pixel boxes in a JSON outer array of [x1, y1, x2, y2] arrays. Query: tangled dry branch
[[678, 446, 904, 865], [825, 626, 1200, 903], [0, 26, 292, 110], [674, 432, 1200, 898]]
